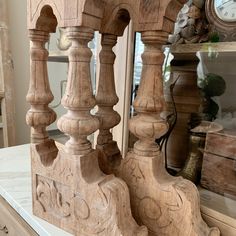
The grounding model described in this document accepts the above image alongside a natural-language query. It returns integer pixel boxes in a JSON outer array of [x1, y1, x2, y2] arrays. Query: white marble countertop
[[1, 144, 236, 236], [0, 144, 72, 236]]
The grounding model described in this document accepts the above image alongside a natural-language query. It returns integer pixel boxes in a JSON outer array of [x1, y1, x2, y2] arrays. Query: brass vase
[[178, 121, 223, 184], [177, 132, 206, 184]]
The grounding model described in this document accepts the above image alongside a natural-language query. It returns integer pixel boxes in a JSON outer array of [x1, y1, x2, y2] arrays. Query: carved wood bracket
[[26, 0, 220, 235]]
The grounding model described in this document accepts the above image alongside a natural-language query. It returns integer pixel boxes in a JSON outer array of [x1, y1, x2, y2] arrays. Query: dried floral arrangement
[[168, 0, 210, 44]]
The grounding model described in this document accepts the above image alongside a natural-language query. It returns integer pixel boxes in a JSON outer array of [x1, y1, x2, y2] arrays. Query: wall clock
[[205, 0, 236, 41]]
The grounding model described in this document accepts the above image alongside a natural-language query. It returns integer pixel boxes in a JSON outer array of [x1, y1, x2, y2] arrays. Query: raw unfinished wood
[[95, 1, 219, 235], [26, 5, 147, 234], [27, 0, 220, 235], [95, 34, 122, 175], [201, 131, 236, 199], [0, 0, 16, 147], [26, 30, 57, 144], [118, 30, 218, 236]]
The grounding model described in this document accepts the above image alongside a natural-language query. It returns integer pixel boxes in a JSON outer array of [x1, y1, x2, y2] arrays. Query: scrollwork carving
[[74, 196, 90, 220], [74, 176, 148, 236], [27, 1, 221, 236], [30, 24, 147, 236], [36, 178, 71, 218], [118, 30, 220, 235]]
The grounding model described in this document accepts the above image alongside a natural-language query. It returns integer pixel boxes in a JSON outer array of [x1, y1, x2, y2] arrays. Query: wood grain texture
[[118, 30, 218, 236], [27, 0, 220, 235], [26, 30, 56, 144], [201, 131, 236, 199], [27, 23, 147, 235], [204, 131, 236, 158], [95, 34, 122, 175], [27, 0, 105, 31]]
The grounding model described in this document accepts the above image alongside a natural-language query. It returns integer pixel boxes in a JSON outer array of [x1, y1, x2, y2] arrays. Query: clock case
[[205, 0, 236, 41]]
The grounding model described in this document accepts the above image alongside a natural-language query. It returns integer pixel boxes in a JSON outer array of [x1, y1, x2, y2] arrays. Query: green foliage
[[199, 73, 226, 121], [209, 32, 220, 43], [204, 98, 219, 120], [200, 73, 226, 97]]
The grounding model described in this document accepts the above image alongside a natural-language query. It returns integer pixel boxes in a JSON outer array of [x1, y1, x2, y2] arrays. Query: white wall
[[7, 0, 30, 144]]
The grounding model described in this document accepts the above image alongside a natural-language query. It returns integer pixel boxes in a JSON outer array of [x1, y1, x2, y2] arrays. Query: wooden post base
[[118, 150, 220, 236], [31, 140, 148, 235]]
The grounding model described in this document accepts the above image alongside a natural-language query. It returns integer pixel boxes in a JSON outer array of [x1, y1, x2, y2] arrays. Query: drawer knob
[[0, 225, 8, 234]]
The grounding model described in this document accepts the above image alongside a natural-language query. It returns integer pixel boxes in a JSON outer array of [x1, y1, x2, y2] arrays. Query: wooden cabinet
[[0, 196, 38, 236]]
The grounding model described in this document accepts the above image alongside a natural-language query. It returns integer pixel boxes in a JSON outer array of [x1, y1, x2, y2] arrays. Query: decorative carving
[[96, 34, 122, 175], [26, 30, 56, 143], [74, 196, 90, 220], [36, 177, 71, 218], [27, 0, 105, 31], [118, 30, 220, 236], [31, 144, 149, 235], [27, 1, 220, 236], [57, 26, 99, 155], [73, 173, 148, 236], [28, 24, 147, 235]]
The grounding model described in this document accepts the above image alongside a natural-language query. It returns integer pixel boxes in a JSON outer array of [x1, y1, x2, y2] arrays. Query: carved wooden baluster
[[119, 30, 220, 236], [57, 27, 99, 155], [56, 27, 148, 236], [96, 34, 121, 174], [26, 30, 56, 143], [130, 31, 168, 156]]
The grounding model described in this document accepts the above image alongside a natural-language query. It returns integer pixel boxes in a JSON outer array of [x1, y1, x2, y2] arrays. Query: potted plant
[[198, 73, 226, 121]]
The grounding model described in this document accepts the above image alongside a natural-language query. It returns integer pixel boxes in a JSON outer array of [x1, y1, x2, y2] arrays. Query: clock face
[[214, 0, 236, 22]]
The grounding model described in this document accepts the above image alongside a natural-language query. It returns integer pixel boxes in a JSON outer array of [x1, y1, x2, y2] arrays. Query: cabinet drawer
[[0, 196, 38, 236]]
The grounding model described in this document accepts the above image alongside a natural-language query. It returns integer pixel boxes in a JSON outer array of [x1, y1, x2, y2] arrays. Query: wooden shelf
[[48, 50, 69, 63], [165, 42, 236, 70], [168, 42, 236, 54]]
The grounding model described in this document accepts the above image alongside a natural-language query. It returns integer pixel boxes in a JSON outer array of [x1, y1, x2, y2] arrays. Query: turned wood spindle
[[57, 27, 99, 155], [120, 30, 220, 236], [27, 1, 220, 235], [96, 34, 121, 145], [26, 30, 56, 144], [129, 31, 169, 156], [95, 34, 122, 174]]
